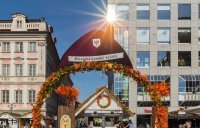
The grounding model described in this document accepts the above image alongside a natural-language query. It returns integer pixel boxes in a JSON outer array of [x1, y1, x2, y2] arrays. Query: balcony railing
[[0, 23, 12, 29], [179, 92, 200, 101], [26, 23, 40, 29], [0, 22, 47, 31]]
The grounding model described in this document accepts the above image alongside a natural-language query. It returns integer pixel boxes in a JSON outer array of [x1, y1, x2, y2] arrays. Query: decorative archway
[[32, 61, 169, 128]]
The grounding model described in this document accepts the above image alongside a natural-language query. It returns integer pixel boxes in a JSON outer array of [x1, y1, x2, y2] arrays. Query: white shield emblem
[[92, 38, 101, 48]]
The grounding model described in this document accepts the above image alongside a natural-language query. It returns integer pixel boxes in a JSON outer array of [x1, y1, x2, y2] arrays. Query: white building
[[106, 0, 200, 127], [0, 13, 65, 127]]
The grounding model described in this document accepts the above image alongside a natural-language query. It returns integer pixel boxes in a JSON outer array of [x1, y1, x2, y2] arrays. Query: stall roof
[[0, 112, 21, 119], [75, 86, 134, 117]]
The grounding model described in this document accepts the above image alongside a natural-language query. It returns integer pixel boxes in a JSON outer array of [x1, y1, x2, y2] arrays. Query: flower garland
[[32, 61, 170, 128], [154, 106, 168, 128], [97, 94, 111, 108], [55, 85, 79, 107]]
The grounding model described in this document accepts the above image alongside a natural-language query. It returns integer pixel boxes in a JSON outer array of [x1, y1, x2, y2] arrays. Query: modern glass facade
[[107, 1, 200, 127]]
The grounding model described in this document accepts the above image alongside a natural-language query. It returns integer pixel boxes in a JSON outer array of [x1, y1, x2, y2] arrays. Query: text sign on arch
[[60, 115, 71, 128], [68, 52, 124, 62]]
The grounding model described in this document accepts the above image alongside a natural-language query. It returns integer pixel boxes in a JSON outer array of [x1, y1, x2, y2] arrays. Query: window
[[114, 74, 129, 106], [137, 28, 150, 43], [199, 52, 200, 67], [28, 42, 36, 52], [178, 51, 191, 66], [2, 64, 10, 76], [178, 28, 191, 43], [29, 64, 36, 76], [114, 27, 129, 53], [157, 51, 170, 67], [15, 42, 23, 52], [116, 4, 129, 20], [137, 75, 170, 107], [137, 51, 150, 68], [199, 28, 200, 43], [16, 20, 22, 28], [178, 4, 191, 20], [16, 64, 23, 76], [137, 4, 150, 20], [138, 75, 170, 93], [15, 90, 22, 103], [157, 4, 170, 20], [2, 42, 10, 52], [1, 90, 9, 103], [157, 28, 170, 43], [179, 75, 200, 93], [199, 4, 200, 19], [28, 90, 36, 103]]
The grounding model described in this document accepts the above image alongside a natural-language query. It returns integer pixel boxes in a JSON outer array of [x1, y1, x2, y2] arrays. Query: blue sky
[[0, 0, 108, 101]]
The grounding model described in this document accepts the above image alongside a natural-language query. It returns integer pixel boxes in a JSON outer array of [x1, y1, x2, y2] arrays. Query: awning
[[0, 112, 20, 119]]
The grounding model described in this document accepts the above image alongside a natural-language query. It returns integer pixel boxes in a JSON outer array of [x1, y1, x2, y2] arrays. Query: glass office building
[[107, 1, 200, 127]]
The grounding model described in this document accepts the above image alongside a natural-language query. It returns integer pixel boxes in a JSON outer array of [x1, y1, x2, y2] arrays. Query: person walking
[[125, 120, 134, 128]]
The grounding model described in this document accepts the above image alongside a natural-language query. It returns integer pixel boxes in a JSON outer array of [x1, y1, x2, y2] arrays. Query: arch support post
[[58, 105, 75, 128]]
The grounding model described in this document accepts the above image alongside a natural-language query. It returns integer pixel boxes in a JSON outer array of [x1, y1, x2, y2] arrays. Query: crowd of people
[[179, 120, 193, 128]]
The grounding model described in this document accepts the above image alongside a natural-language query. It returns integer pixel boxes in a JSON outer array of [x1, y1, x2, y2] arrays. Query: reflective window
[[137, 4, 150, 20], [157, 4, 170, 20], [114, 27, 129, 53], [199, 4, 200, 19], [157, 51, 170, 67], [199, 52, 200, 67], [138, 75, 170, 93], [178, 28, 191, 43], [178, 51, 191, 66], [116, 4, 129, 20], [114, 74, 129, 106], [137, 51, 150, 68], [178, 4, 191, 20], [179, 75, 200, 93], [137, 28, 150, 43], [198, 28, 200, 44], [157, 28, 170, 43]]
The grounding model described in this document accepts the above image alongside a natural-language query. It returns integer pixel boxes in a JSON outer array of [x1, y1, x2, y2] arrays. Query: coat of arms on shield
[[92, 38, 101, 48]]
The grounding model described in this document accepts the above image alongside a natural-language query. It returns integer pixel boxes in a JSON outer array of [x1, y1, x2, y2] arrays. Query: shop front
[[75, 86, 134, 128]]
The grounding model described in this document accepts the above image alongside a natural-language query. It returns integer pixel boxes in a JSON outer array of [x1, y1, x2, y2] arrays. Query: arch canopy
[[59, 28, 132, 68]]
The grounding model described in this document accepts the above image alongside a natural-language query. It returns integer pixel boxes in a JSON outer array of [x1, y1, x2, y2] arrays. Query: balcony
[[0, 22, 47, 31]]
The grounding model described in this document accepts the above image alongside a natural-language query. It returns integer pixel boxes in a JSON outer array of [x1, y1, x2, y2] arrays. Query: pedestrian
[[125, 120, 134, 128], [185, 120, 193, 128]]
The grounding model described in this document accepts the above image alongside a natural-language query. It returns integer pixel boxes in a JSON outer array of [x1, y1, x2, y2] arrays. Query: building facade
[[107, 0, 200, 127], [0, 13, 62, 127]]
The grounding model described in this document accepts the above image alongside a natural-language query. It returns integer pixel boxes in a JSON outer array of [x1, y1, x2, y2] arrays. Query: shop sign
[[144, 109, 152, 114], [60, 115, 71, 128], [68, 52, 124, 62]]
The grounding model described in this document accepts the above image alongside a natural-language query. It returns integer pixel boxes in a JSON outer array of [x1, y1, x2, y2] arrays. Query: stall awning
[[0, 112, 20, 119]]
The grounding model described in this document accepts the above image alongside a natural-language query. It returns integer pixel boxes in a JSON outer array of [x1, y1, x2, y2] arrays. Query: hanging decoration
[[55, 85, 79, 107], [97, 94, 111, 108], [32, 61, 170, 128]]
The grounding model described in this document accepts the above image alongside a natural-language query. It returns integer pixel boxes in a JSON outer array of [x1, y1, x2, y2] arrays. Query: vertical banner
[[60, 115, 71, 128], [58, 106, 75, 128]]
